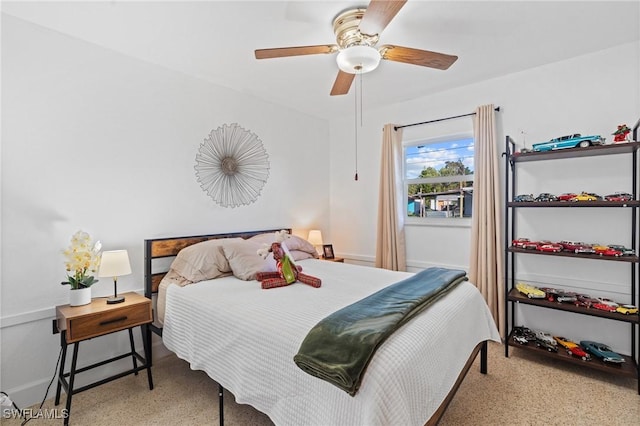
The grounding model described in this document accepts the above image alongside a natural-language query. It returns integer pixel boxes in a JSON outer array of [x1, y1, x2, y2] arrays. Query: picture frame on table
[[322, 244, 335, 259]]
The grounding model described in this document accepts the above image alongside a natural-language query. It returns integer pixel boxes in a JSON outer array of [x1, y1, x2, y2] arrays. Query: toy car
[[571, 192, 601, 202], [553, 336, 591, 360], [558, 241, 596, 254], [537, 243, 563, 253], [607, 244, 636, 256], [592, 302, 618, 312], [532, 134, 604, 152], [556, 291, 578, 304], [540, 287, 560, 302], [604, 192, 634, 202], [515, 282, 546, 299], [580, 340, 625, 363], [512, 238, 538, 250], [514, 194, 535, 202], [615, 304, 638, 315], [557, 193, 578, 201], [512, 326, 536, 344], [534, 193, 558, 202], [541, 288, 576, 303], [596, 297, 619, 307], [592, 245, 622, 257], [534, 331, 558, 352], [575, 294, 599, 308]]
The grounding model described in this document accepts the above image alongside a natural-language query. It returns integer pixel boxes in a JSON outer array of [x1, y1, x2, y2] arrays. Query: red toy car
[[558, 193, 578, 201], [558, 241, 596, 254], [512, 238, 538, 249], [592, 302, 618, 312], [554, 336, 591, 361], [537, 243, 563, 253], [593, 246, 622, 257], [604, 192, 634, 202]]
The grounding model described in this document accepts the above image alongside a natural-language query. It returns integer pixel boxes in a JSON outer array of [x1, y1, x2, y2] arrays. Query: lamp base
[[106, 295, 125, 304]]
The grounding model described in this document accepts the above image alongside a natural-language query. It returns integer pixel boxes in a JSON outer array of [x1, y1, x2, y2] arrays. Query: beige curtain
[[375, 124, 406, 271], [469, 104, 505, 338]]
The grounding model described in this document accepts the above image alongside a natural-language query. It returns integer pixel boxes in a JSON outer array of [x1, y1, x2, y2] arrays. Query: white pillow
[[222, 239, 276, 281], [170, 237, 242, 282]]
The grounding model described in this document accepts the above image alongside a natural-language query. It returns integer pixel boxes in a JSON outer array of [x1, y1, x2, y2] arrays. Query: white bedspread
[[163, 260, 500, 426]]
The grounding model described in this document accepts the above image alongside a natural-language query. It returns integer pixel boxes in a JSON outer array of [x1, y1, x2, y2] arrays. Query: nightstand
[[322, 257, 344, 263], [54, 292, 153, 425]]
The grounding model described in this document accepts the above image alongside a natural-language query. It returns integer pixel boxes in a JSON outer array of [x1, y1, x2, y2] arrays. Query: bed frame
[[144, 228, 489, 426]]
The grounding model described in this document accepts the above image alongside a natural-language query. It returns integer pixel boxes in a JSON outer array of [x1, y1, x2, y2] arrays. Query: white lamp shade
[[336, 45, 381, 74], [307, 230, 323, 246], [98, 250, 132, 277]]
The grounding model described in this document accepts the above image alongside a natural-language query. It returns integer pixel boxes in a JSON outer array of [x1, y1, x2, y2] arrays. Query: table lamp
[[98, 250, 131, 304], [307, 230, 323, 257]]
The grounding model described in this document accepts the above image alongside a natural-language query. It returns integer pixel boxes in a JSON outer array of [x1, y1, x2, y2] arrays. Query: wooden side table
[[54, 292, 153, 425], [322, 257, 344, 263]]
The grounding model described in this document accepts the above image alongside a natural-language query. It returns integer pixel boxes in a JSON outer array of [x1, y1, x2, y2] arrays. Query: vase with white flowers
[[62, 230, 102, 306]]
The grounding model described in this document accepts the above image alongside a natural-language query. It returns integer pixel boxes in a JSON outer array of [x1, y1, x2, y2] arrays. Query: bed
[[144, 229, 501, 426]]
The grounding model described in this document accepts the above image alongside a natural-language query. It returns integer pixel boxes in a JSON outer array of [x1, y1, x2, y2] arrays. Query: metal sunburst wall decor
[[195, 123, 270, 208]]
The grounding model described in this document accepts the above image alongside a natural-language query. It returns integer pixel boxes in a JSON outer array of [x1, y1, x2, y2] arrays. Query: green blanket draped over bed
[[293, 267, 467, 396]]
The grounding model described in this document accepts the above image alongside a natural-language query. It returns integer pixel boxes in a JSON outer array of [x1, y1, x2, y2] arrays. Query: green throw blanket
[[293, 267, 467, 396]]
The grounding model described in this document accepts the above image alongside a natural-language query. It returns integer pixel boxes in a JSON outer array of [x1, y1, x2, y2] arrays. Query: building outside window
[[404, 135, 474, 219]]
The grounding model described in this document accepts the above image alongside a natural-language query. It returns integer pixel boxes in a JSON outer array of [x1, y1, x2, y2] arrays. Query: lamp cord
[[19, 346, 63, 425]]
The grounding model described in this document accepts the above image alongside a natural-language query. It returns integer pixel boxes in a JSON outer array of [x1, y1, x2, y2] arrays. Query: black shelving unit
[[503, 130, 640, 394]]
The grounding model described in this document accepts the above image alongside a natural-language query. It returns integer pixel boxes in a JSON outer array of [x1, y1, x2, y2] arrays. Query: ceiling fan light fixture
[[336, 45, 380, 74]]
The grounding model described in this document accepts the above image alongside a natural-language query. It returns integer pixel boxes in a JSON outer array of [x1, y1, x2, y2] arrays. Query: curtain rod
[[394, 106, 501, 131]]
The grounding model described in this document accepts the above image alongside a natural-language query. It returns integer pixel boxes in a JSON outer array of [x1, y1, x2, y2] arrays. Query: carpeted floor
[[4, 341, 637, 425]]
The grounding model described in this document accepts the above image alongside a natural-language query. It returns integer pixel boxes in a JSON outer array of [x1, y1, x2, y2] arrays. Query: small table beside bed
[[144, 228, 500, 426]]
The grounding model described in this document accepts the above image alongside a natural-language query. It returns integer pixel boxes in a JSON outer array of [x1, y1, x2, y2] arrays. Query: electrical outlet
[[52, 319, 59, 334]]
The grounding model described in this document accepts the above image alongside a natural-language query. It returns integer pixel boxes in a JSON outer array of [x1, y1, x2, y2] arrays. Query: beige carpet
[[4, 342, 637, 425]]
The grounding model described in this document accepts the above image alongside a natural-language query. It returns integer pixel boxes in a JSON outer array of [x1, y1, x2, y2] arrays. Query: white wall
[[329, 41, 639, 351], [0, 15, 330, 407]]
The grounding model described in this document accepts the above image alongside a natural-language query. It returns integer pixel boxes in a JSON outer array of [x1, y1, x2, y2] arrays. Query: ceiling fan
[[254, 0, 458, 96]]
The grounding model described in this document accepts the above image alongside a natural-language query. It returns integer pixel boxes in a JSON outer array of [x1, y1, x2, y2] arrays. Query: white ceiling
[[3, 1, 639, 120]]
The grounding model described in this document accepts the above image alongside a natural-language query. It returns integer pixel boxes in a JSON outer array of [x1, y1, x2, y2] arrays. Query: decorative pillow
[[223, 239, 276, 281], [289, 250, 315, 261], [249, 232, 319, 258], [170, 237, 242, 283]]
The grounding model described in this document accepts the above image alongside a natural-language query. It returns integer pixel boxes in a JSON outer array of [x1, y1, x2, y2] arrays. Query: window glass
[[405, 136, 474, 219]]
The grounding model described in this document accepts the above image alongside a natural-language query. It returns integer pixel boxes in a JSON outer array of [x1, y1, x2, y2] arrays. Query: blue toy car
[[532, 134, 604, 152], [514, 194, 534, 202], [580, 340, 625, 363]]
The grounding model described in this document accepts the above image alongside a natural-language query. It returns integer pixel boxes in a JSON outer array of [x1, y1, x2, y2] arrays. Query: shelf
[[510, 141, 640, 163], [508, 246, 639, 263], [505, 131, 639, 394], [508, 200, 640, 208], [507, 333, 638, 378], [507, 288, 639, 324]]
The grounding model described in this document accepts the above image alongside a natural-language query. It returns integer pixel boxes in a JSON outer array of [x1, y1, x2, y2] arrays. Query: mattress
[[162, 259, 500, 426]]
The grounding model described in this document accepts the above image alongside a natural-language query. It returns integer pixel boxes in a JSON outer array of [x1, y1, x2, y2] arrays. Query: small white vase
[[69, 287, 91, 306]]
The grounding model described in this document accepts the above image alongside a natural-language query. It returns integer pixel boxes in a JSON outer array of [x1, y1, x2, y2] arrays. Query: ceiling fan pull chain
[[360, 72, 364, 127], [354, 73, 359, 181]]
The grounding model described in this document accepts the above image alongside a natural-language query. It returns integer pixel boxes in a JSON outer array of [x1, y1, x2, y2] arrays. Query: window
[[404, 134, 474, 219]]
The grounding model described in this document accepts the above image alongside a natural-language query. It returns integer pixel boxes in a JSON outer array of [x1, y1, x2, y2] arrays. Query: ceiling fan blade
[[358, 0, 407, 36], [330, 71, 355, 96], [255, 44, 338, 59], [379, 45, 458, 70]]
